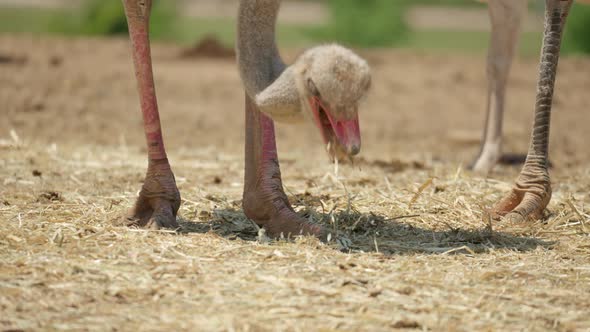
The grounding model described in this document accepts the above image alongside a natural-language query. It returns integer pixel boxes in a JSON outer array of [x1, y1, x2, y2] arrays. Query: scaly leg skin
[[492, 0, 572, 223], [242, 96, 326, 240], [471, 0, 526, 173], [122, 0, 180, 229]]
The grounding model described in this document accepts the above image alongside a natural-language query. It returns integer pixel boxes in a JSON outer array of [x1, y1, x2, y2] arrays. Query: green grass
[[306, 0, 408, 48], [0, 6, 314, 47], [0, 7, 69, 34], [0, 4, 584, 57], [565, 1, 590, 55]]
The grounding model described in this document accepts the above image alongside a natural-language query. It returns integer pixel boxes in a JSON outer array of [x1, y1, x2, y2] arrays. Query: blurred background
[[2, 0, 590, 166], [1, 0, 589, 55]]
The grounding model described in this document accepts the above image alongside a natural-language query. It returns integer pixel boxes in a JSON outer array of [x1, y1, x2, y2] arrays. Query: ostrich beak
[[309, 96, 361, 158], [333, 114, 361, 155]]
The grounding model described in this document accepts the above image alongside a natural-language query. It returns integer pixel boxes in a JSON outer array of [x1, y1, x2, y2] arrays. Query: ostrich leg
[[121, 0, 180, 229], [242, 96, 325, 239], [492, 0, 572, 222], [471, 0, 526, 173]]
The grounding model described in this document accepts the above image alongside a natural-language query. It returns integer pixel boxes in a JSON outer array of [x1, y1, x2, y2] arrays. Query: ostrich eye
[[307, 78, 320, 97]]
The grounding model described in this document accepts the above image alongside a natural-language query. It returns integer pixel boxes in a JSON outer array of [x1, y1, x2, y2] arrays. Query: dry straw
[[2, 141, 589, 331]]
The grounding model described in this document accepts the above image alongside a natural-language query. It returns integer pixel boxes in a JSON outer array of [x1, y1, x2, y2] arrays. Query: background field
[[1, 0, 588, 55], [1, 1, 590, 331]]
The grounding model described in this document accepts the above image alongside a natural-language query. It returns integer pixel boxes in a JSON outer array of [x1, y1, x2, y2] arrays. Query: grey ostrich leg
[[243, 97, 325, 238], [121, 0, 180, 229], [237, 0, 370, 239], [238, 0, 325, 239], [471, 0, 527, 173], [492, 0, 573, 222]]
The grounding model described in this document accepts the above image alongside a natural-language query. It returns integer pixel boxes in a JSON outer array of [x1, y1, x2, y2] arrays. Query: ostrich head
[[292, 44, 371, 160]]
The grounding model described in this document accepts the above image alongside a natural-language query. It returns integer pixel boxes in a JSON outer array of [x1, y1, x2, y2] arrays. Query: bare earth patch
[[1, 35, 589, 331]]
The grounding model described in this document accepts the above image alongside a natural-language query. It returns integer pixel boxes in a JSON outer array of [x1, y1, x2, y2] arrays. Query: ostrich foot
[[491, 176, 551, 223], [470, 142, 527, 173], [470, 143, 502, 173], [243, 191, 326, 240], [124, 158, 181, 229]]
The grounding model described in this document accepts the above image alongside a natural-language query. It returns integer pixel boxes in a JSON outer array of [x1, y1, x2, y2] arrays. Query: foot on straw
[[491, 176, 551, 223], [125, 159, 181, 230], [243, 190, 326, 240]]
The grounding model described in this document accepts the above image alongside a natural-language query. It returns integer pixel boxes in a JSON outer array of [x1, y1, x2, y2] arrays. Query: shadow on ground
[[176, 195, 553, 256]]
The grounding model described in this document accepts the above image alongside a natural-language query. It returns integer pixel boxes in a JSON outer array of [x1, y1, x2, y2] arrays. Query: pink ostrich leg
[[122, 0, 180, 229], [492, 0, 573, 222]]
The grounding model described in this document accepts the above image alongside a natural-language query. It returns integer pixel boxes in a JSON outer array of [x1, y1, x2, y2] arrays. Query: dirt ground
[[1, 35, 590, 331]]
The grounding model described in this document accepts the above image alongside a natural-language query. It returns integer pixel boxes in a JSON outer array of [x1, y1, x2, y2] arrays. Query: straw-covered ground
[[1, 35, 589, 331]]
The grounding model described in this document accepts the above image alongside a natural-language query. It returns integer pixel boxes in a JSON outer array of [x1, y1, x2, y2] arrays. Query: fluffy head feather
[[295, 44, 371, 119]]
